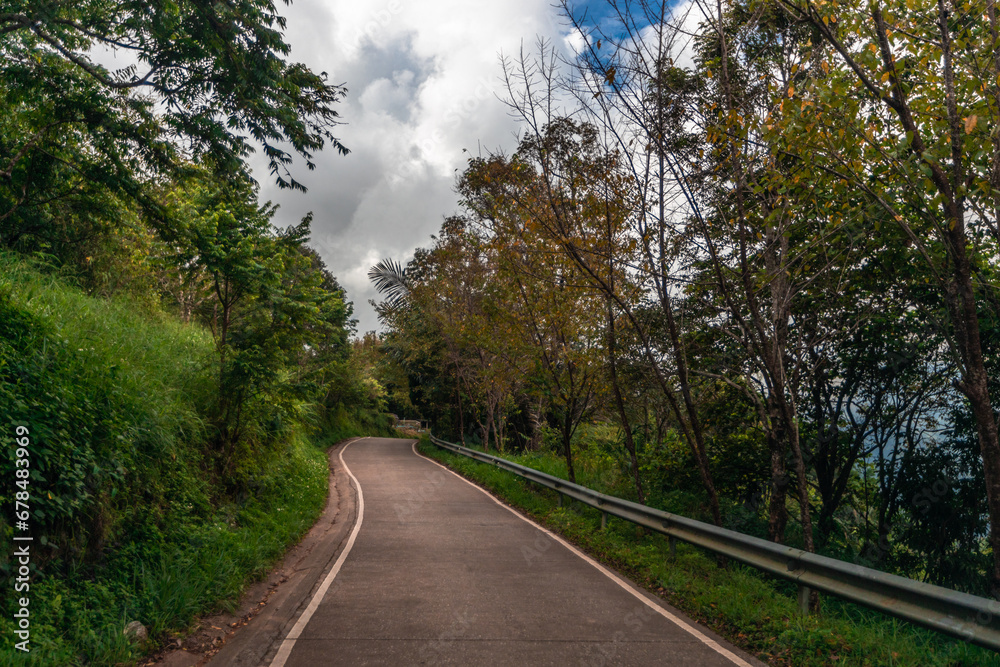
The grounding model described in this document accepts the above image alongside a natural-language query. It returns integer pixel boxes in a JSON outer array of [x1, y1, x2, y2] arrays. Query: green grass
[[0, 251, 217, 557], [418, 437, 1000, 666], [319, 403, 395, 445], [0, 432, 330, 666], [0, 253, 337, 665]]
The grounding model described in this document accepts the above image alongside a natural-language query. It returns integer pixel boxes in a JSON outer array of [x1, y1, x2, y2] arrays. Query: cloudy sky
[[245, 0, 584, 334]]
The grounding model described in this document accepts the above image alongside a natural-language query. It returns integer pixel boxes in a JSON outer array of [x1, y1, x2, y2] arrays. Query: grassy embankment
[[418, 436, 1000, 667], [0, 253, 384, 666]]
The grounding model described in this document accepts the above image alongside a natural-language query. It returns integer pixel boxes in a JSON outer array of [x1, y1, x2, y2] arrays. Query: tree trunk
[[528, 397, 543, 450], [456, 383, 465, 444], [607, 298, 645, 503], [483, 403, 494, 452], [765, 401, 789, 543], [949, 245, 1000, 596], [562, 409, 577, 484]]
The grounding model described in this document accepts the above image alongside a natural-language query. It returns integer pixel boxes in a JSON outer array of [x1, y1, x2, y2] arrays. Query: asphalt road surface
[[220, 437, 763, 666]]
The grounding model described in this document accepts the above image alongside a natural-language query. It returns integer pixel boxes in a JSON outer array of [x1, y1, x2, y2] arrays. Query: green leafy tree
[[1, 0, 348, 189], [461, 148, 611, 483], [0, 0, 349, 282], [164, 171, 339, 474], [774, 0, 1000, 594]]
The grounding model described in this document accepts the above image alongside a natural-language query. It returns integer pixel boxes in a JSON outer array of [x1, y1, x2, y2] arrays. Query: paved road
[[264, 438, 762, 666]]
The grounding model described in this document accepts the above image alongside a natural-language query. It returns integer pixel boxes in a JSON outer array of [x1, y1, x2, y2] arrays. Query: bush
[[0, 254, 338, 665]]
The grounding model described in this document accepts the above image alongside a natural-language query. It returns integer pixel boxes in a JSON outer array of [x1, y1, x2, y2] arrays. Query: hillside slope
[[0, 254, 335, 665]]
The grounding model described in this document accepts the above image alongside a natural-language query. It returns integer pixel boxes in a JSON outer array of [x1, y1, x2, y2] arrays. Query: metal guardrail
[[428, 434, 1000, 653]]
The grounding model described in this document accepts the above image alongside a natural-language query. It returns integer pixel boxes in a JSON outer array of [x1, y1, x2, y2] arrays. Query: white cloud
[[563, 27, 587, 54], [249, 0, 570, 334]]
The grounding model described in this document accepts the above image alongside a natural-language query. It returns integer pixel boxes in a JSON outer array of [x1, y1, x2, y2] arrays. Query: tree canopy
[[0, 0, 348, 242], [371, 0, 1000, 600]]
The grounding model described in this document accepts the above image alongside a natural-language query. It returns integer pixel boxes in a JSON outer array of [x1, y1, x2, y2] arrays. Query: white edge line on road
[[411, 441, 754, 667], [268, 437, 368, 667]]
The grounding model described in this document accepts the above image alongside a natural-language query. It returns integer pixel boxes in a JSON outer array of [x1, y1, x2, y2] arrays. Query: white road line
[[269, 437, 367, 667], [411, 441, 754, 667]]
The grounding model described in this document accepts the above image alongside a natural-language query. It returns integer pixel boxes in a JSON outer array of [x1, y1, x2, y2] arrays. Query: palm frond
[[368, 258, 409, 306]]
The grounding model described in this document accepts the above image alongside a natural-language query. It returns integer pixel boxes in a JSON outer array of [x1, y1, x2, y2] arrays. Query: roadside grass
[[0, 253, 333, 665], [418, 437, 1000, 667], [0, 431, 330, 667], [319, 403, 395, 445]]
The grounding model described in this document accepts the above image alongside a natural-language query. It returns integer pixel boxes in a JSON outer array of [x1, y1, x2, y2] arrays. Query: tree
[[164, 169, 339, 474], [373, 218, 515, 449], [775, 0, 1000, 596], [0, 0, 347, 190], [685, 0, 831, 551], [0, 0, 349, 267], [462, 157, 607, 482], [497, 36, 726, 524]]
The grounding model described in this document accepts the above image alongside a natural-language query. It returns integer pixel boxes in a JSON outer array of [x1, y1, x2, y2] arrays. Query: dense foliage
[[0, 0, 395, 662], [371, 0, 1000, 600]]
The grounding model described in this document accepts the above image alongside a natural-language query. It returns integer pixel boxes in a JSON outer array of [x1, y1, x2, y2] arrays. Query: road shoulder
[[144, 437, 363, 667]]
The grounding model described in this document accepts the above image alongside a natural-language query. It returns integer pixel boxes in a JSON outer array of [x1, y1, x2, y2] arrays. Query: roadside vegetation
[[0, 2, 394, 664], [367, 2, 1000, 662], [419, 435, 1000, 666], [0, 250, 388, 664], [369, 0, 1000, 619]]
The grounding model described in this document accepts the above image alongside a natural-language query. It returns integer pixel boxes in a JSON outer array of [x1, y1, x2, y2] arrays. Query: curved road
[[217, 437, 763, 666]]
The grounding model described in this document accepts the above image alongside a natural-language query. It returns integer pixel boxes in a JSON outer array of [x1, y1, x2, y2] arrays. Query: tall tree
[[0, 0, 349, 266], [463, 158, 607, 482], [165, 169, 338, 472], [776, 0, 1000, 595]]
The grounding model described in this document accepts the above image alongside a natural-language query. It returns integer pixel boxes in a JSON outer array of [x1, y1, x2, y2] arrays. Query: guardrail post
[[557, 493, 563, 508], [668, 535, 676, 560], [601, 511, 607, 530], [797, 585, 811, 615]]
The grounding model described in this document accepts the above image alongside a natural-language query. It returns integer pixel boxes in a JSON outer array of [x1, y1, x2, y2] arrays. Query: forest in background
[[371, 0, 1000, 603], [0, 1, 391, 663]]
